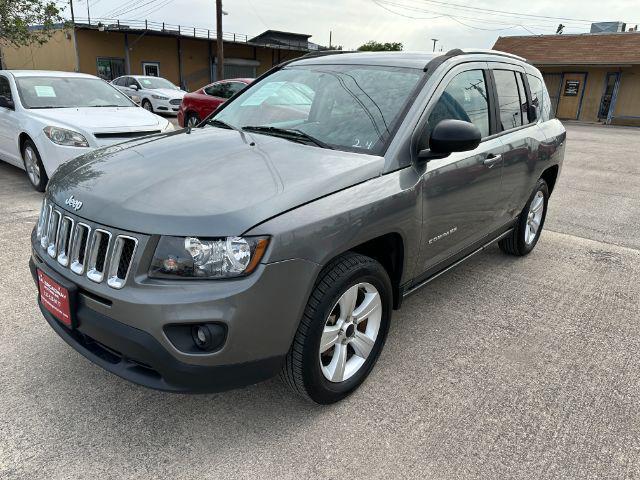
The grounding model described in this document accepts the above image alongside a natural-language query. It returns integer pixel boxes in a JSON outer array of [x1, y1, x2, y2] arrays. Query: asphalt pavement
[[1, 123, 639, 479]]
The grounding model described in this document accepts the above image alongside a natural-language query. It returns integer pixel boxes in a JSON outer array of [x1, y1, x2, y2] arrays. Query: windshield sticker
[[241, 82, 285, 106], [34, 85, 56, 97], [141, 79, 152, 86]]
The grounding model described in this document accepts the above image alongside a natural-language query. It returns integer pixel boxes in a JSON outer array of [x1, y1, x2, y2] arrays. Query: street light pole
[[216, 0, 224, 80], [431, 38, 438, 52]]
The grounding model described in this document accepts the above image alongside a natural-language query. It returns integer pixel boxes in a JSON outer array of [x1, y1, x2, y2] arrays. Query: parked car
[[0, 70, 174, 191], [177, 78, 253, 127], [30, 50, 565, 404], [111, 75, 186, 115]]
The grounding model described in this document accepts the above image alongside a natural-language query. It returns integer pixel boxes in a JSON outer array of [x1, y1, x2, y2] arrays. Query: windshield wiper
[[241, 126, 333, 149], [206, 118, 251, 144], [208, 118, 252, 134]]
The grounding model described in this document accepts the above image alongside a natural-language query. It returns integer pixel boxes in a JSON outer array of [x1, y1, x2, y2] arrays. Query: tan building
[[0, 21, 312, 91], [494, 31, 640, 126]]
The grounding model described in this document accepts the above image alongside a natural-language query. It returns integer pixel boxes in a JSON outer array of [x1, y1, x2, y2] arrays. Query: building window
[[143, 62, 160, 77], [97, 57, 125, 81]]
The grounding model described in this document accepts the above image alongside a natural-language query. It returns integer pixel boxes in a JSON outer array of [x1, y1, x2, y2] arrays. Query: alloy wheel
[[24, 146, 41, 187], [187, 115, 199, 128], [319, 282, 382, 383], [525, 190, 544, 245]]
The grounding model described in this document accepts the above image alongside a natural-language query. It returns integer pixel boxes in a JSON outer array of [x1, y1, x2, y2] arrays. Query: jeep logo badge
[[65, 195, 83, 211]]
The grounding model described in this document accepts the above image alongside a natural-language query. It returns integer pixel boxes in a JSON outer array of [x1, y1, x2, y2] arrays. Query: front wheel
[[281, 253, 392, 404], [499, 178, 549, 256], [22, 139, 48, 192], [185, 113, 200, 128], [141, 99, 153, 112]]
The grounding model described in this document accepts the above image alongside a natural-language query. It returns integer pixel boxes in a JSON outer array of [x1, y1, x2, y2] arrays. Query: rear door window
[[493, 70, 523, 131], [426, 69, 490, 138], [515, 73, 530, 123], [0, 76, 13, 103]]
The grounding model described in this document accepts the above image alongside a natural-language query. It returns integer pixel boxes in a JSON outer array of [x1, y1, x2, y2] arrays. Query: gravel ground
[[1, 124, 639, 479]]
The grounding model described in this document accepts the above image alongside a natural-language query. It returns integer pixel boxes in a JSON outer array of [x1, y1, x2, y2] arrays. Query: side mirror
[[418, 119, 481, 161], [129, 84, 139, 91], [0, 96, 15, 110]]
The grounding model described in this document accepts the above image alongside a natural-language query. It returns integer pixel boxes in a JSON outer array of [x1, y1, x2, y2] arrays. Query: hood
[[48, 128, 384, 236], [148, 88, 185, 99], [30, 107, 163, 131]]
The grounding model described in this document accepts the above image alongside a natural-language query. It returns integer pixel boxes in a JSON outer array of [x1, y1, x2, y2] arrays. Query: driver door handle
[[483, 154, 502, 168]]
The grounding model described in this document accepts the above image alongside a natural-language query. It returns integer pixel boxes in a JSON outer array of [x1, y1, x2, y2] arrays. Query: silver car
[[111, 75, 186, 115], [31, 50, 565, 404]]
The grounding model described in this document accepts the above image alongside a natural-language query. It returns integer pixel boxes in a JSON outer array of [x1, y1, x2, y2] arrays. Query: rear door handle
[[483, 154, 502, 168]]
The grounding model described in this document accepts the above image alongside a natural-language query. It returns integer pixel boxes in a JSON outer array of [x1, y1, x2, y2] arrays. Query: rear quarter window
[[527, 73, 552, 121]]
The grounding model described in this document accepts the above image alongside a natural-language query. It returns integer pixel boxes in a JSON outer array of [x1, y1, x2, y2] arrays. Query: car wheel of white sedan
[[142, 99, 154, 112], [22, 139, 48, 192]]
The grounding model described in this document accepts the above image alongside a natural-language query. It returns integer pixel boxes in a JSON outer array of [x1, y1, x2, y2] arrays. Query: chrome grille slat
[[70, 223, 91, 275], [86, 229, 112, 283], [40, 204, 53, 249], [56, 217, 74, 267], [36, 202, 139, 289], [107, 236, 138, 289], [46, 210, 61, 258]]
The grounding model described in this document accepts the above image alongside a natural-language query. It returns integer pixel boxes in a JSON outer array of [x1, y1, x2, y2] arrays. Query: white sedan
[[0, 70, 174, 191], [111, 75, 186, 115]]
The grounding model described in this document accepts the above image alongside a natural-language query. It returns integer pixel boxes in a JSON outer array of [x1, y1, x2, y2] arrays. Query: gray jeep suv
[[30, 49, 565, 404]]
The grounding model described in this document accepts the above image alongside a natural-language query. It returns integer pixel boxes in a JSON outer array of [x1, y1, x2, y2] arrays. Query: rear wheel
[[281, 253, 392, 404], [499, 178, 549, 256], [22, 139, 48, 192], [185, 112, 200, 128], [141, 99, 153, 112]]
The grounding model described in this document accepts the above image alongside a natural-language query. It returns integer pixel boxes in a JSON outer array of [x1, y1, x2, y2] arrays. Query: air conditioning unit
[[590, 21, 626, 33]]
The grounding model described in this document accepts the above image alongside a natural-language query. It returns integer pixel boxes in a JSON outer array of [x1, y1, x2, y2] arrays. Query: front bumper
[[153, 97, 181, 114], [31, 233, 320, 393]]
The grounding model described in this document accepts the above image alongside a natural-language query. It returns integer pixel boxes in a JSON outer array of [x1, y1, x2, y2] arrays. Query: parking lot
[[1, 123, 639, 479]]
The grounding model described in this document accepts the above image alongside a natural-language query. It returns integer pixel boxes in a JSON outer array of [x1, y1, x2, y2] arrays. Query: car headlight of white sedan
[[162, 120, 175, 132], [152, 94, 169, 100], [43, 126, 90, 148]]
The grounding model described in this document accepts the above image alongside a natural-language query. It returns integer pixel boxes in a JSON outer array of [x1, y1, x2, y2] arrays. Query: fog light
[[192, 325, 212, 350], [164, 323, 227, 353]]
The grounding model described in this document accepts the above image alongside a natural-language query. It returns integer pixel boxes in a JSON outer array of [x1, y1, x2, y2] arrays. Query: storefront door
[[556, 73, 586, 120]]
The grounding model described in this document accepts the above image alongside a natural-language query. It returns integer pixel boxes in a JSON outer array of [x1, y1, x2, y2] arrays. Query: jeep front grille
[[36, 200, 139, 289]]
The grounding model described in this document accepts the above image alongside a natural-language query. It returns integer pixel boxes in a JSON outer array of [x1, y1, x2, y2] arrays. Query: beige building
[[0, 22, 312, 91], [494, 31, 640, 126]]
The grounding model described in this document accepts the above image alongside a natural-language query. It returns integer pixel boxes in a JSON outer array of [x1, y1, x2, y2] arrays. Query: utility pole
[[216, 0, 224, 80], [86, 0, 90, 24], [431, 38, 438, 52], [69, 0, 75, 23], [329, 30, 332, 49]]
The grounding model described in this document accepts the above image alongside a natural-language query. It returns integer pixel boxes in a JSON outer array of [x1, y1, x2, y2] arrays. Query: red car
[[178, 78, 253, 127]]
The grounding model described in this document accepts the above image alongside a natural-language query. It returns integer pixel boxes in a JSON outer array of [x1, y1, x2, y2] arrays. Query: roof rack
[[423, 48, 527, 71], [300, 49, 357, 59]]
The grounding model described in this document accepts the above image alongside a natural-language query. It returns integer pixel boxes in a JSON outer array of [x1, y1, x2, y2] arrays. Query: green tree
[[357, 41, 403, 52], [0, 0, 65, 48]]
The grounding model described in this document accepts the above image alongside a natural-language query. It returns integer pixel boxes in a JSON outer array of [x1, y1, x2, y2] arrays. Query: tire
[[22, 139, 48, 192], [185, 112, 200, 128], [499, 178, 549, 256], [281, 252, 392, 404], [141, 99, 154, 112]]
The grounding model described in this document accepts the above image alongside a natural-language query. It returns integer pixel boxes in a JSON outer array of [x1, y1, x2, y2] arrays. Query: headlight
[[162, 121, 175, 132], [149, 236, 269, 279], [43, 126, 89, 147], [152, 94, 169, 100]]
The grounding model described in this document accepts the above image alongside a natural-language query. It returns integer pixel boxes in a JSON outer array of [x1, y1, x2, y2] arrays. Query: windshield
[[16, 77, 135, 109], [138, 77, 179, 90], [210, 64, 423, 154]]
